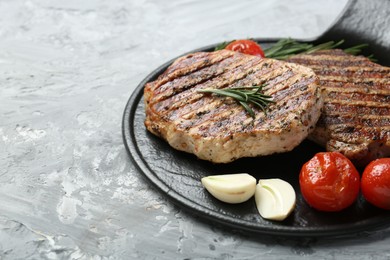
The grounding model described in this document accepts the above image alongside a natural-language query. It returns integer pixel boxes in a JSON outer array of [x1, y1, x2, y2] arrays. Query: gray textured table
[[1, 0, 390, 259]]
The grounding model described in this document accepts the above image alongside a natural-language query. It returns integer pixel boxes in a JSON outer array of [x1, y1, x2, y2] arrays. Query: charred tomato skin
[[361, 158, 390, 210], [299, 152, 360, 212], [225, 40, 265, 57]]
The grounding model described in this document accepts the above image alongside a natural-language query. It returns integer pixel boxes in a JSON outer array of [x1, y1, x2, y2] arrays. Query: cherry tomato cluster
[[299, 152, 390, 212]]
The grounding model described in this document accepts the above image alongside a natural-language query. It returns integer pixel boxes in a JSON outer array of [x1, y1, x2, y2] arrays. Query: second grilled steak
[[144, 50, 322, 163], [288, 49, 390, 167]]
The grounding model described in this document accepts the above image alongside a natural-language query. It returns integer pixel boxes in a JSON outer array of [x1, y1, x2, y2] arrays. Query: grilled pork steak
[[144, 50, 322, 163], [288, 49, 390, 166]]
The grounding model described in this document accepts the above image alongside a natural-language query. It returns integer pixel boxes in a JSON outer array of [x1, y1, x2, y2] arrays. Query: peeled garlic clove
[[201, 173, 256, 204], [255, 178, 296, 221]]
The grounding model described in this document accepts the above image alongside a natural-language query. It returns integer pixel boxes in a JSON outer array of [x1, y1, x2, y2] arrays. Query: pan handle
[[315, 0, 390, 65]]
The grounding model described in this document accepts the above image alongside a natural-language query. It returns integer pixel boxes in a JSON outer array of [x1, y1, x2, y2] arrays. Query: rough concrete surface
[[1, 0, 390, 259]]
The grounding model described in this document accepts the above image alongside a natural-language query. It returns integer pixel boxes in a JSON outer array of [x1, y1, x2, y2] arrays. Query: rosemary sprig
[[263, 39, 346, 59], [215, 38, 373, 60], [197, 85, 274, 118], [263, 38, 373, 60]]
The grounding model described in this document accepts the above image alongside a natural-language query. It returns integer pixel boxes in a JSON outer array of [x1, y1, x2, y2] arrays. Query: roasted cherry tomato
[[299, 152, 360, 212], [361, 158, 390, 210], [225, 39, 265, 57]]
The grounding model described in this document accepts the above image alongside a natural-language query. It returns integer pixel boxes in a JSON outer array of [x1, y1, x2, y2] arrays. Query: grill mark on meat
[[313, 67, 390, 78], [155, 58, 290, 119], [320, 114, 390, 128], [255, 90, 316, 130], [146, 52, 234, 98], [288, 49, 390, 166], [228, 66, 294, 96], [185, 83, 315, 136], [322, 102, 390, 114], [326, 90, 390, 103], [193, 105, 255, 138], [145, 50, 322, 163], [302, 49, 348, 56], [193, 111, 248, 138], [178, 67, 308, 129], [179, 70, 295, 122], [288, 57, 374, 67], [328, 125, 390, 143], [323, 87, 390, 95], [324, 103, 390, 116], [318, 75, 390, 84], [193, 78, 318, 138], [288, 52, 369, 62], [181, 99, 242, 126], [229, 62, 293, 90], [151, 57, 265, 114], [163, 52, 214, 75], [158, 65, 316, 133], [319, 80, 390, 90], [178, 100, 240, 131], [151, 51, 235, 90], [269, 75, 316, 101], [154, 54, 251, 97], [156, 56, 291, 114]]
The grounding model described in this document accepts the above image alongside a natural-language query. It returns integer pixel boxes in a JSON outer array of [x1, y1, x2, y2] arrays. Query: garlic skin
[[255, 178, 296, 221], [201, 173, 256, 204]]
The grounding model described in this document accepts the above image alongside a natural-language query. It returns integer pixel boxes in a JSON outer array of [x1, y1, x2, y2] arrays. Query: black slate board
[[122, 0, 390, 237]]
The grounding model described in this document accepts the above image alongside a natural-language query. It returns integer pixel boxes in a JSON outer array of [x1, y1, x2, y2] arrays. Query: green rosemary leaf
[[214, 41, 233, 51], [198, 88, 246, 102], [197, 85, 274, 118], [225, 89, 249, 101], [263, 38, 372, 60], [366, 54, 378, 62], [239, 101, 255, 118], [250, 100, 267, 114], [305, 40, 344, 53], [344, 43, 369, 55]]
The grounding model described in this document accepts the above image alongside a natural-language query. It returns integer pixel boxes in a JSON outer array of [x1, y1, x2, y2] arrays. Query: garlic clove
[[255, 178, 296, 221], [201, 173, 256, 204]]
